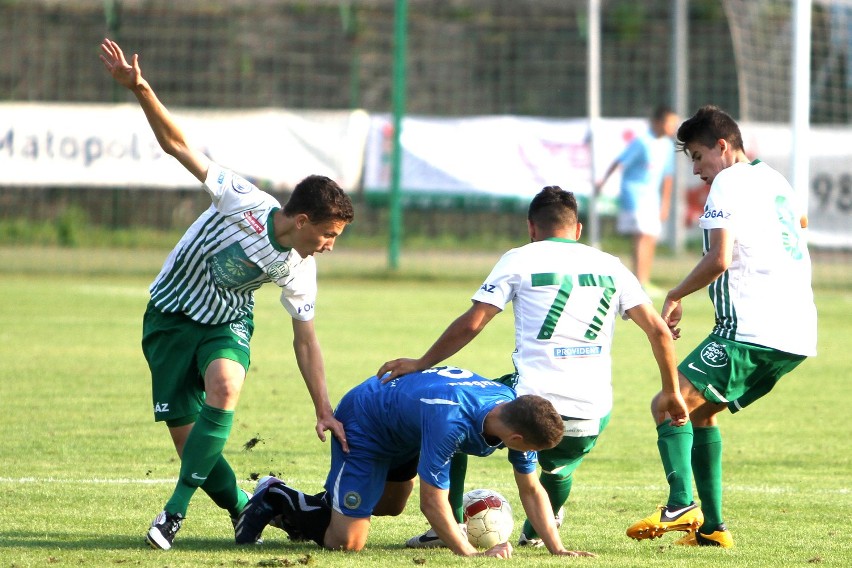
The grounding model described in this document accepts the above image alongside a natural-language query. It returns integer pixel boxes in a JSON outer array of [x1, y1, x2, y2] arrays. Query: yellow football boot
[[674, 526, 734, 548], [626, 503, 703, 540]]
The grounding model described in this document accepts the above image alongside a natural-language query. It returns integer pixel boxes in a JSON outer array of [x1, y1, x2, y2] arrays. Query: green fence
[[1, 0, 850, 287]]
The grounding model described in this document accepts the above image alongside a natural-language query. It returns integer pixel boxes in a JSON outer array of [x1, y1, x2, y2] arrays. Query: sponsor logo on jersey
[[231, 175, 252, 194], [479, 283, 497, 293], [447, 380, 497, 389], [229, 321, 251, 343], [243, 211, 264, 234], [553, 345, 602, 358], [210, 242, 264, 287], [266, 261, 290, 280], [154, 402, 170, 413], [562, 418, 600, 437], [700, 341, 729, 368], [217, 171, 226, 184], [343, 491, 362, 510], [701, 206, 730, 220]]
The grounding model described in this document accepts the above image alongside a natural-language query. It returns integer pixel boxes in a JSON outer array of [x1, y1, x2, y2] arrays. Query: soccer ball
[[462, 489, 514, 549]]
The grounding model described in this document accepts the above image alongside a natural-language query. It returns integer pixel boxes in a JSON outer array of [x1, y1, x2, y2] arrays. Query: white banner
[[0, 103, 370, 190], [363, 114, 644, 213], [363, 115, 852, 247]]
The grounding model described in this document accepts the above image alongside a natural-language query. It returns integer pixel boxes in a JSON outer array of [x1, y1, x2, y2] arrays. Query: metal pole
[[791, 0, 812, 211], [587, 0, 601, 248], [339, 2, 361, 110], [104, 0, 122, 103], [669, 0, 688, 254], [388, 0, 408, 270]]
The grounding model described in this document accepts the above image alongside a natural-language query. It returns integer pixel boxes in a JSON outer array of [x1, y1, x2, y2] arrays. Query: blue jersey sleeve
[[617, 137, 644, 168], [508, 449, 538, 475]]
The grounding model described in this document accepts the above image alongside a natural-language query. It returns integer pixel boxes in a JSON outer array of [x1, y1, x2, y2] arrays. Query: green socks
[[657, 419, 695, 507], [692, 425, 723, 532], [201, 456, 248, 518], [166, 404, 234, 516], [449, 453, 468, 523]]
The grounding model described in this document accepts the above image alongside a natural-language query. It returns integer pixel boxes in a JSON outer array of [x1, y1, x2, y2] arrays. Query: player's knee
[[650, 391, 662, 415], [324, 513, 369, 551], [324, 530, 367, 551]]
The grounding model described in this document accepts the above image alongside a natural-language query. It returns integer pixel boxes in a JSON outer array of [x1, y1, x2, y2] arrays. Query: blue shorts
[[324, 397, 419, 518]]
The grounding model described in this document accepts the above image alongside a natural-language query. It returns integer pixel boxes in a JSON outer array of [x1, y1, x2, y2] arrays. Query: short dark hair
[[283, 175, 355, 224], [527, 185, 578, 232], [651, 104, 676, 122], [676, 105, 744, 154], [500, 395, 564, 449]]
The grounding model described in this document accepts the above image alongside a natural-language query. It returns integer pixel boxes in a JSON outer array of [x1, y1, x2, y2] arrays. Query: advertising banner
[[0, 103, 370, 190], [363, 115, 852, 247]]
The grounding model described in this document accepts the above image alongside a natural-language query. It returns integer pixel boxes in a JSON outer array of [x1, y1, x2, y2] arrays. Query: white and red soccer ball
[[462, 488, 514, 549]]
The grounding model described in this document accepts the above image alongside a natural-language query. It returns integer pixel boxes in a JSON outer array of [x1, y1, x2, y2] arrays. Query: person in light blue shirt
[[596, 105, 679, 289], [236, 366, 594, 558]]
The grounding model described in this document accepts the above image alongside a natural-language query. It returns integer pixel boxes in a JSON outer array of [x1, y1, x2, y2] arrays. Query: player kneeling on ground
[[235, 366, 595, 558]]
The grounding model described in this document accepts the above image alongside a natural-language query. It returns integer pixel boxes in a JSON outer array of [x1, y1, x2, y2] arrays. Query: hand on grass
[[481, 541, 512, 559]]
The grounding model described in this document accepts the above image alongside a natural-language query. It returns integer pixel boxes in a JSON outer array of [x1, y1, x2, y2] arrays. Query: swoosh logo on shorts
[[687, 362, 706, 375]]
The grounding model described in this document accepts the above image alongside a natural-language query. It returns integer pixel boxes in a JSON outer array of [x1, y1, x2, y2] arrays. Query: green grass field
[[0, 246, 849, 567]]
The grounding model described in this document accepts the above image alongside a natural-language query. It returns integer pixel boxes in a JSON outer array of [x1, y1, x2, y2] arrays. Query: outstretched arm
[[99, 38, 210, 182], [420, 480, 511, 558], [625, 302, 688, 426], [291, 318, 349, 452], [514, 470, 595, 557], [376, 301, 500, 382], [594, 159, 620, 196]]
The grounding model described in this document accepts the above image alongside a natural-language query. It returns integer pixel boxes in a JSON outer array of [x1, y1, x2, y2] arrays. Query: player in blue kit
[[378, 186, 687, 549], [596, 105, 679, 290], [235, 366, 595, 558]]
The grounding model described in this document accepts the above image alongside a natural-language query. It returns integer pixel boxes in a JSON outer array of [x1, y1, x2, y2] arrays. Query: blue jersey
[[617, 130, 675, 212], [335, 366, 538, 489]]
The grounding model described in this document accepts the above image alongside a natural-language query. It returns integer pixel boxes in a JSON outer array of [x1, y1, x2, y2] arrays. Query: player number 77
[[531, 273, 616, 341]]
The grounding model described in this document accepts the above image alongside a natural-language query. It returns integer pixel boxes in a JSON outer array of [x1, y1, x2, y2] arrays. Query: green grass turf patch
[[0, 249, 849, 567]]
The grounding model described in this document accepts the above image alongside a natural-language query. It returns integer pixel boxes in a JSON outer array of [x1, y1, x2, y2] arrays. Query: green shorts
[[679, 334, 806, 413], [493, 372, 609, 478], [538, 413, 610, 478], [141, 301, 254, 426]]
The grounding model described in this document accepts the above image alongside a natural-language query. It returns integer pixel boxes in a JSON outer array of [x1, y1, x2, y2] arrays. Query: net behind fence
[[0, 0, 849, 288]]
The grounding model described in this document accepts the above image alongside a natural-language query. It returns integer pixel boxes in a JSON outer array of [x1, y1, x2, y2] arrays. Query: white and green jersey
[[471, 238, 650, 419], [699, 160, 817, 356], [149, 162, 317, 325]]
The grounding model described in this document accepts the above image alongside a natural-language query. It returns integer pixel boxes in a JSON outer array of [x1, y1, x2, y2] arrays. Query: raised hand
[[99, 38, 143, 90]]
